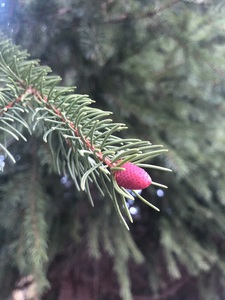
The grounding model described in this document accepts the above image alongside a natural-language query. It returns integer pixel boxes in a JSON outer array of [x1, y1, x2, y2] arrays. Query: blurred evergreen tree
[[0, 0, 225, 299]]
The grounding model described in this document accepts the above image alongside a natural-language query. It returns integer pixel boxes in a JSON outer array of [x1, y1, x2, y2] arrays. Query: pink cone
[[115, 162, 152, 190]]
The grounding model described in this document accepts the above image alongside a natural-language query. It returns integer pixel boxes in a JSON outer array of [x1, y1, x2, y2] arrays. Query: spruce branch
[[0, 33, 169, 228], [102, 0, 180, 23], [0, 169, 49, 295]]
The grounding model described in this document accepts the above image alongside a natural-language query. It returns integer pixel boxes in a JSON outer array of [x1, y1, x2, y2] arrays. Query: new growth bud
[[115, 162, 152, 190]]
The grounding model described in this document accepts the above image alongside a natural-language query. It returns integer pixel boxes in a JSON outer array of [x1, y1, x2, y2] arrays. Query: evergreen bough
[[0, 34, 169, 296]]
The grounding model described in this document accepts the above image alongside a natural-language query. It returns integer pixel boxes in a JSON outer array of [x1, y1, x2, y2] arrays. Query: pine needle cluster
[[0, 33, 168, 298]]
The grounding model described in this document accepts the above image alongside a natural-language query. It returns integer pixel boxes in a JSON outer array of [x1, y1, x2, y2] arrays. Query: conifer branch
[[102, 0, 180, 23], [0, 33, 169, 228]]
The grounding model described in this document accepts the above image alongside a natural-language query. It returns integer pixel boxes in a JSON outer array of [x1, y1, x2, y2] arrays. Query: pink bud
[[115, 162, 152, 190]]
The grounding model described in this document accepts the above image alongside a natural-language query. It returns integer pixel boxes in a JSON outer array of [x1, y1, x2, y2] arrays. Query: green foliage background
[[1, 0, 225, 299]]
